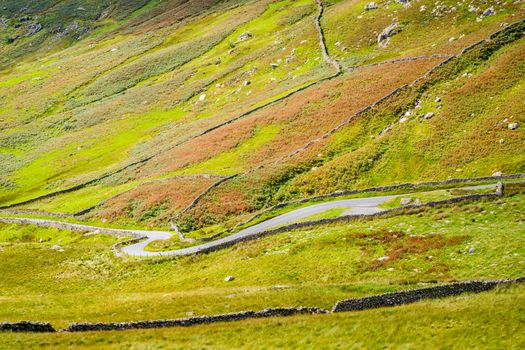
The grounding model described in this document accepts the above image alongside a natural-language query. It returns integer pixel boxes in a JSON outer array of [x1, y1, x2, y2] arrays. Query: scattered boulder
[[434, 97, 441, 103], [482, 7, 496, 17], [198, 94, 206, 101], [50, 245, 62, 251], [378, 23, 401, 48], [270, 63, 279, 70], [376, 256, 389, 262], [237, 32, 252, 43], [508, 123, 519, 130], [492, 171, 503, 177], [365, 2, 378, 11], [26, 23, 42, 36], [468, 247, 475, 254], [499, 138, 505, 144], [395, 0, 411, 4], [424, 112, 435, 119], [224, 276, 235, 282], [400, 198, 412, 206]]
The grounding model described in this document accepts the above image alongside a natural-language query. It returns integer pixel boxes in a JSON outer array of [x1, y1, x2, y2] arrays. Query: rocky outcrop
[[378, 23, 401, 48]]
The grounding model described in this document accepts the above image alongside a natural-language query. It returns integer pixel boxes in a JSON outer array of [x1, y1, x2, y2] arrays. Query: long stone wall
[[3, 277, 523, 333], [0, 321, 55, 333], [64, 307, 327, 332], [0, 217, 146, 239], [332, 278, 518, 312]]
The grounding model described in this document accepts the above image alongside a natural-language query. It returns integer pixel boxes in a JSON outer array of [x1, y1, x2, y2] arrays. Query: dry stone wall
[[0, 321, 55, 333], [64, 307, 327, 332], [2, 277, 523, 333], [332, 278, 518, 312]]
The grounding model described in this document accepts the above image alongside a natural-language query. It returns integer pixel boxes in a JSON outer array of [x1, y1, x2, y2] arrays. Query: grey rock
[[378, 23, 400, 48], [508, 123, 518, 130], [400, 198, 412, 205], [365, 2, 379, 10], [468, 247, 475, 254], [492, 171, 502, 177], [424, 112, 435, 119], [395, 0, 411, 4], [270, 63, 279, 70], [50, 245, 62, 251], [26, 23, 42, 36], [237, 32, 252, 42], [482, 7, 496, 17], [224, 276, 235, 282]]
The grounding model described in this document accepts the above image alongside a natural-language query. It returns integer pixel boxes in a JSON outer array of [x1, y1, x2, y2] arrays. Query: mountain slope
[[0, 0, 524, 231]]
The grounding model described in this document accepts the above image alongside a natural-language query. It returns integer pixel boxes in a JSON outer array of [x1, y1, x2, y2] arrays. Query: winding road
[[0, 183, 500, 258], [121, 195, 396, 257]]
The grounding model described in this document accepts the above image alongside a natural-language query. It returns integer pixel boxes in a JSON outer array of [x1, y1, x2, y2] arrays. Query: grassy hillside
[[1, 0, 525, 347]]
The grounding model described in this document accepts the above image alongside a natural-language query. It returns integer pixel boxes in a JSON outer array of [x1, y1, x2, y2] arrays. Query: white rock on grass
[[400, 198, 412, 205], [365, 2, 379, 10], [51, 245, 62, 251], [378, 23, 400, 48], [482, 7, 496, 17], [508, 123, 519, 130], [224, 276, 235, 282], [237, 32, 252, 42], [492, 171, 503, 177]]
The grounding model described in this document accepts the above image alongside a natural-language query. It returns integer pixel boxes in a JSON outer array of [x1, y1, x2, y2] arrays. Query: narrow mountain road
[[0, 183, 499, 258], [121, 195, 396, 257]]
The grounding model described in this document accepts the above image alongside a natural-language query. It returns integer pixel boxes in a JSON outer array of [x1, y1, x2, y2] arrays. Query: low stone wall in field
[[332, 278, 521, 312], [0, 321, 55, 333], [0, 217, 144, 239], [64, 307, 327, 332]]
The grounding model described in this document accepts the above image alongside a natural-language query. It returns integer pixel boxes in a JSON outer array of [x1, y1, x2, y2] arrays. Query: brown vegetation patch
[[97, 177, 218, 225]]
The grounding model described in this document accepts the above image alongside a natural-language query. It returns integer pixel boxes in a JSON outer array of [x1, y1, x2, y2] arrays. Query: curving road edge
[[0, 183, 501, 258]]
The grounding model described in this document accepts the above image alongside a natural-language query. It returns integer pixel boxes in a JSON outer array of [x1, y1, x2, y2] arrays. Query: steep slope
[[0, 0, 524, 233]]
